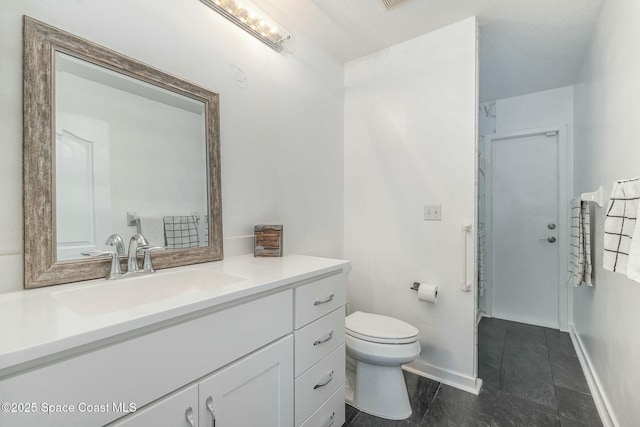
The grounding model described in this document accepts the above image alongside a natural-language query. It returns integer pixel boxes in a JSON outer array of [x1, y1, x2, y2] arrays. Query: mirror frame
[[23, 16, 223, 289]]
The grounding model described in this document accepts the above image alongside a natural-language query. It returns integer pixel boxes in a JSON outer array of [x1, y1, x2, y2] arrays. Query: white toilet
[[344, 311, 421, 420]]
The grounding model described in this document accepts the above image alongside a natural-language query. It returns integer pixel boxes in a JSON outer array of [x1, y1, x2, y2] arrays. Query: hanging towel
[[582, 202, 593, 285], [163, 215, 200, 249], [603, 177, 640, 275], [568, 199, 593, 286], [202, 214, 209, 246], [477, 222, 486, 296]]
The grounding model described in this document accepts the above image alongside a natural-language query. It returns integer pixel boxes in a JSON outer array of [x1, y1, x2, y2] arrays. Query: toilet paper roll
[[417, 283, 438, 303]]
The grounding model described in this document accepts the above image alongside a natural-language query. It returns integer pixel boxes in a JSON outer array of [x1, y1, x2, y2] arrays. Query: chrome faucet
[[84, 233, 166, 279], [129, 233, 166, 274], [105, 234, 126, 256], [140, 245, 166, 273], [82, 234, 127, 279], [127, 233, 150, 274]]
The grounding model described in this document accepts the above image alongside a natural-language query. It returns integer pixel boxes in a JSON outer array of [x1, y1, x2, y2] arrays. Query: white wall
[[573, 0, 640, 425], [0, 0, 344, 293], [479, 86, 574, 330], [344, 18, 478, 390], [495, 86, 574, 134]]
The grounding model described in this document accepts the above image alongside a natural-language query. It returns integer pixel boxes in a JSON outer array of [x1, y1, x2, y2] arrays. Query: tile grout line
[[491, 322, 509, 423], [348, 408, 360, 425], [497, 321, 508, 390], [545, 329, 562, 421], [417, 381, 440, 424]]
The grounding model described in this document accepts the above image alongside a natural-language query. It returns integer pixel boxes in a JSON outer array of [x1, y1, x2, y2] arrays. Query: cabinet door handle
[[314, 294, 334, 306], [324, 411, 335, 427], [206, 396, 216, 427], [314, 330, 334, 346], [185, 407, 195, 427], [314, 370, 334, 389]]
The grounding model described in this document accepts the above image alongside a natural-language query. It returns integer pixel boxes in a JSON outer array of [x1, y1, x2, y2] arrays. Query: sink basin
[[53, 269, 246, 317]]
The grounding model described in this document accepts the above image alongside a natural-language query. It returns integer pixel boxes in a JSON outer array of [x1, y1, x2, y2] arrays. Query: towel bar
[[580, 186, 604, 207]]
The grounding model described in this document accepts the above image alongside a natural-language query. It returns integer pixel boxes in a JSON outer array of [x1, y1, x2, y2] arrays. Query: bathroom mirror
[[23, 16, 223, 288]]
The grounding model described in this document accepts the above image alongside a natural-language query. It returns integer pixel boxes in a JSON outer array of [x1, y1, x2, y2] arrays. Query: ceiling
[[255, 0, 604, 102]]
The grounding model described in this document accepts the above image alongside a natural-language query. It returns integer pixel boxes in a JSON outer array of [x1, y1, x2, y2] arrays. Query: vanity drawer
[[294, 344, 345, 427], [294, 307, 345, 377], [294, 272, 346, 329], [299, 385, 345, 427]]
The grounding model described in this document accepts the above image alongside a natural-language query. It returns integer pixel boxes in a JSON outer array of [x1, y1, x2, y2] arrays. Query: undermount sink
[[53, 269, 246, 317]]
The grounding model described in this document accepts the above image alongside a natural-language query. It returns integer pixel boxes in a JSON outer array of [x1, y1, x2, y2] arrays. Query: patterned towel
[[203, 215, 209, 246], [568, 200, 592, 286], [603, 178, 640, 277], [163, 215, 200, 249], [477, 222, 486, 296]]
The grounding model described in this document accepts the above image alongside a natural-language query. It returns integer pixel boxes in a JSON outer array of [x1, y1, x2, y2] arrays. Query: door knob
[[548, 223, 556, 230], [547, 236, 556, 243]]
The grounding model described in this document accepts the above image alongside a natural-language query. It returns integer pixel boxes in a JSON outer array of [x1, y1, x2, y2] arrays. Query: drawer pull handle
[[314, 370, 334, 390], [185, 407, 195, 427], [314, 331, 334, 346], [314, 294, 335, 306], [325, 411, 335, 427], [206, 396, 216, 427]]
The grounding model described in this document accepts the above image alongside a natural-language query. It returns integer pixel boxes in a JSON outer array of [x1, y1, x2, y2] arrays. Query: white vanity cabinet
[[0, 290, 293, 427], [0, 256, 350, 427], [110, 336, 293, 427], [107, 384, 199, 427], [198, 335, 293, 427], [293, 272, 347, 427]]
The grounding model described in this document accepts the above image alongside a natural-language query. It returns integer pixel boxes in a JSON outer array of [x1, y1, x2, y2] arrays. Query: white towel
[[568, 199, 592, 286], [603, 177, 640, 276], [581, 201, 592, 286]]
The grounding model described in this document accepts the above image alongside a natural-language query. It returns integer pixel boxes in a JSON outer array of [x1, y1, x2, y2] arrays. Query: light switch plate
[[424, 204, 442, 221]]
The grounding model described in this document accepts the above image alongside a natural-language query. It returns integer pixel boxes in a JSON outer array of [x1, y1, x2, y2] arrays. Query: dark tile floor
[[343, 318, 602, 426]]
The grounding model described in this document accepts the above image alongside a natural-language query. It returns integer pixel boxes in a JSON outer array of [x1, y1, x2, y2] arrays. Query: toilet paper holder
[[410, 282, 421, 291]]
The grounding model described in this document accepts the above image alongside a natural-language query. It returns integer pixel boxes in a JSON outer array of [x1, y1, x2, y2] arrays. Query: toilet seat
[[346, 311, 418, 344]]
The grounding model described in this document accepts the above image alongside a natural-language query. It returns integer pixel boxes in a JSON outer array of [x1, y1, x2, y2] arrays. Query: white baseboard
[[477, 311, 486, 325], [569, 324, 618, 427], [403, 359, 482, 395]]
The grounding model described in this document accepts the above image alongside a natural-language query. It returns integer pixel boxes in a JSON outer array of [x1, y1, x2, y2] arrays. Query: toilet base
[[346, 359, 412, 420]]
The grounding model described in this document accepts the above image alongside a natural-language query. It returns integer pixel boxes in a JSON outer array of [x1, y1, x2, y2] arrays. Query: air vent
[[380, 0, 412, 10]]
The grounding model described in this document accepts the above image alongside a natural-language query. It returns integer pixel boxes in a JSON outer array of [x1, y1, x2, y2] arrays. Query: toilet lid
[[345, 311, 419, 344]]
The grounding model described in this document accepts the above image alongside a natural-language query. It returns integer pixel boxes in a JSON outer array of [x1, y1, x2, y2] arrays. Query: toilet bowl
[[344, 311, 421, 420]]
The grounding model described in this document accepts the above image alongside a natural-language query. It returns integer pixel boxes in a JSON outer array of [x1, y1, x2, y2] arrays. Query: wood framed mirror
[[23, 16, 223, 288]]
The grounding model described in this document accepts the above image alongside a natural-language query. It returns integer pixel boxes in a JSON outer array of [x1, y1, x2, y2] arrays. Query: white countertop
[[0, 254, 349, 375]]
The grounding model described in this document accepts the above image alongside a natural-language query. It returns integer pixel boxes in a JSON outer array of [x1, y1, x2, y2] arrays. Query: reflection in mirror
[[55, 53, 209, 260], [23, 16, 223, 288]]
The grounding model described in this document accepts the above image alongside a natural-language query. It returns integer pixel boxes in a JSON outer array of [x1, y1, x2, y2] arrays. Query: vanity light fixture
[[199, 0, 292, 52]]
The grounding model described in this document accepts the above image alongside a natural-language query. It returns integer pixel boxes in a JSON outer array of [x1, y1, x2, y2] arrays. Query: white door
[[55, 113, 112, 260], [490, 132, 559, 328], [199, 335, 294, 427]]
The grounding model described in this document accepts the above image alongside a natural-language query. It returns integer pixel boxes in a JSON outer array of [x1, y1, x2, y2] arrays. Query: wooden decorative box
[[254, 225, 283, 257]]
